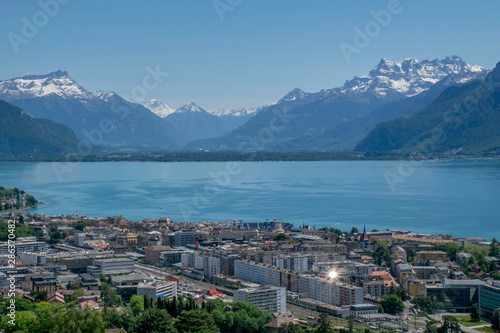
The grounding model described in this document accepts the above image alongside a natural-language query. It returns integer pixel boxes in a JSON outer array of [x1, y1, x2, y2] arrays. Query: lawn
[[475, 326, 493, 332], [452, 315, 489, 327]]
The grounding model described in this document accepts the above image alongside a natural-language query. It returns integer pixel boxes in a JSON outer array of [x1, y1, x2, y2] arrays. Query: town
[[1, 201, 499, 333]]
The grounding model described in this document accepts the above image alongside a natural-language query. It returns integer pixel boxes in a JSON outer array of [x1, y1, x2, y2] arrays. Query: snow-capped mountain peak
[[94, 90, 120, 102], [342, 56, 486, 98], [281, 88, 307, 102], [208, 107, 259, 117], [176, 102, 206, 113], [0, 70, 91, 100], [142, 99, 176, 118]]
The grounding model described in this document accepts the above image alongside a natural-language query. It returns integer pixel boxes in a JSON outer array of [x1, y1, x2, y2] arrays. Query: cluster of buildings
[[1, 212, 499, 326]]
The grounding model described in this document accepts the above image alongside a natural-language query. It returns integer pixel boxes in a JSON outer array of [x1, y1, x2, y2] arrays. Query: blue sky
[[1, 0, 500, 109]]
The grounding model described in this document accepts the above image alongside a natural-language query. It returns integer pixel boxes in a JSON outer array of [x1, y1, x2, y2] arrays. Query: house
[[77, 300, 101, 310], [47, 292, 65, 304], [264, 316, 299, 333]]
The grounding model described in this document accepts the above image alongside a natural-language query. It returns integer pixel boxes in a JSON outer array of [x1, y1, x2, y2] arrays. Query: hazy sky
[[1, 0, 500, 109]]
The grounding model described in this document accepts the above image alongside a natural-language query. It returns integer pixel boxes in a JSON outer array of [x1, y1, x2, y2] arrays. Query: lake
[[0, 160, 499, 240]]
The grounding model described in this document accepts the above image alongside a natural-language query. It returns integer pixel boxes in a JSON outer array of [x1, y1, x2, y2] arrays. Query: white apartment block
[[234, 286, 286, 313], [235, 260, 363, 307], [74, 233, 87, 246], [235, 260, 281, 286], [203, 256, 221, 278], [350, 303, 378, 318], [271, 255, 308, 272]]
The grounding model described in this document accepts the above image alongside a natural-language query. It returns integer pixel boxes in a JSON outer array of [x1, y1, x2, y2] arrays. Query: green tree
[[380, 294, 404, 315], [274, 233, 289, 241], [99, 282, 122, 307], [175, 309, 218, 333], [25, 194, 38, 206], [490, 244, 500, 257], [210, 301, 273, 333], [425, 320, 439, 333], [471, 303, 480, 322], [66, 282, 80, 290], [438, 316, 460, 333], [68, 289, 85, 302], [52, 308, 106, 333], [413, 295, 437, 314], [373, 241, 392, 265], [135, 308, 177, 333], [0, 310, 38, 333], [131, 295, 145, 315], [350, 227, 359, 234], [33, 302, 66, 333], [491, 309, 499, 332], [314, 313, 333, 333], [2, 297, 33, 314], [347, 317, 354, 333]]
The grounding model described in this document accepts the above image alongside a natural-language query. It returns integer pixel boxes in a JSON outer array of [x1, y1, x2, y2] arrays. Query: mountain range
[[0, 71, 185, 149], [356, 61, 500, 155], [1, 56, 498, 156], [188, 56, 487, 151], [0, 100, 80, 158]]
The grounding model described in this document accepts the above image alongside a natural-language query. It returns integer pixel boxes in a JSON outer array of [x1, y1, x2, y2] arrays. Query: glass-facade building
[[426, 280, 484, 313], [479, 282, 500, 320]]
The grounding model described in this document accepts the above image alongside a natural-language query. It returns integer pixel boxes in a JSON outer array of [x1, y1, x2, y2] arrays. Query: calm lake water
[[1, 160, 499, 240]]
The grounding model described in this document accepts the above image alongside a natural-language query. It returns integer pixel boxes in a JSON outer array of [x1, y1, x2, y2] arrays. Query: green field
[[452, 315, 489, 327]]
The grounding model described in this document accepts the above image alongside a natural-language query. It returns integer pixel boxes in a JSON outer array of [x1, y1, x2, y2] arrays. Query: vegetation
[[439, 316, 461, 333], [0, 293, 285, 333], [274, 233, 290, 241], [0, 303, 103, 333], [380, 294, 405, 315], [451, 315, 489, 327], [356, 66, 500, 156], [279, 323, 305, 333], [471, 303, 481, 322], [0, 220, 37, 241], [373, 241, 392, 266], [135, 308, 176, 333], [0, 186, 38, 213], [174, 310, 218, 333], [492, 309, 500, 332], [314, 313, 333, 333], [99, 282, 123, 307], [413, 295, 437, 314], [0, 100, 81, 158]]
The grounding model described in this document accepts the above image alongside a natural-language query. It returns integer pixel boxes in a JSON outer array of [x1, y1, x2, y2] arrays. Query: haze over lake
[[1, 160, 498, 240]]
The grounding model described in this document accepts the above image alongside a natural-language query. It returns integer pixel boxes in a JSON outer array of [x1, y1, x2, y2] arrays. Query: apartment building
[[271, 255, 308, 273], [234, 286, 286, 313], [137, 280, 177, 300], [29, 274, 57, 294], [235, 260, 363, 307]]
